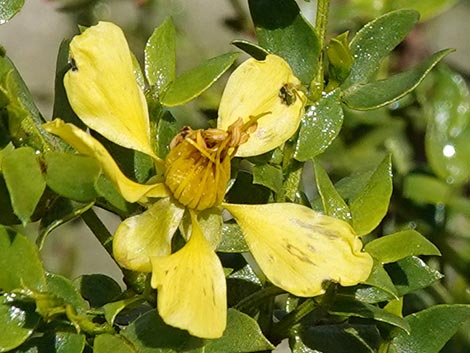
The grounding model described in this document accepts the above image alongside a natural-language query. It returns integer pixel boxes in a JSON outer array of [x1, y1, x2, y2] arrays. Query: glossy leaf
[[94, 334, 133, 353], [349, 155, 392, 236], [326, 32, 353, 89], [46, 273, 88, 314], [145, 18, 176, 92], [342, 9, 419, 89], [13, 332, 85, 353], [252, 163, 283, 193], [2, 147, 46, 223], [0, 226, 46, 292], [365, 230, 441, 263], [363, 260, 398, 298], [0, 0, 25, 25], [44, 152, 101, 202], [0, 295, 40, 352], [291, 324, 381, 353], [313, 159, 351, 222], [74, 274, 122, 308], [248, 0, 320, 84], [389, 305, 470, 353], [343, 49, 453, 110], [217, 222, 249, 253], [156, 110, 179, 159], [161, 52, 239, 107], [231, 40, 269, 60], [425, 67, 470, 185], [329, 298, 410, 333], [295, 89, 343, 161], [102, 296, 144, 325]]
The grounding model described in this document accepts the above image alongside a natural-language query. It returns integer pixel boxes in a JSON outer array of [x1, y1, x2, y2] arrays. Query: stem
[[271, 299, 318, 342], [311, 0, 331, 98], [81, 209, 114, 257], [235, 286, 285, 312]]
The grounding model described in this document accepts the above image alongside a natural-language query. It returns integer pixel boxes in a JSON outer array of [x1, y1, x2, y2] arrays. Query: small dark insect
[[278, 83, 296, 106], [70, 57, 78, 72]]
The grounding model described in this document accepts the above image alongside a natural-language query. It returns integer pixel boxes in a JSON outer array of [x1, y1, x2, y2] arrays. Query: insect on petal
[[223, 202, 373, 296], [64, 21, 156, 157], [150, 211, 227, 338], [218, 54, 306, 157]]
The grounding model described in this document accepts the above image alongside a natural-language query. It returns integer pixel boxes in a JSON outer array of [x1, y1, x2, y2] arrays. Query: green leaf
[[145, 18, 176, 92], [425, 67, 470, 185], [218, 222, 249, 253], [248, 0, 320, 84], [362, 260, 398, 298], [0, 0, 25, 24], [231, 40, 269, 60], [342, 9, 420, 89], [199, 309, 274, 352], [291, 324, 380, 353], [13, 332, 86, 353], [252, 163, 283, 193], [389, 305, 470, 353], [386, 256, 443, 297], [0, 295, 40, 352], [313, 159, 351, 222], [326, 32, 353, 89], [349, 154, 392, 236], [46, 273, 88, 314], [102, 296, 144, 325], [2, 147, 46, 223], [52, 39, 84, 131], [329, 298, 410, 333], [365, 230, 441, 263], [0, 226, 46, 292], [403, 174, 452, 204], [161, 52, 240, 107], [0, 175, 19, 225], [74, 274, 122, 308], [343, 49, 453, 110], [44, 152, 100, 202], [95, 175, 135, 217], [156, 110, 179, 159], [386, 0, 459, 21], [295, 89, 343, 161], [94, 334, 134, 353]]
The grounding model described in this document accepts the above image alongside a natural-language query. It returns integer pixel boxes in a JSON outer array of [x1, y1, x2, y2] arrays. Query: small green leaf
[[349, 154, 393, 236], [0, 295, 40, 352], [343, 49, 453, 110], [231, 40, 269, 60], [252, 163, 283, 193], [156, 110, 179, 159], [425, 67, 470, 185], [201, 309, 274, 352], [326, 32, 353, 89], [145, 18, 176, 92], [295, 89, 344, 161], [313, 159, 351, 222], [403, 174, 451, 204], [102, 296, 144, 325], [95, 175, 136, 217], [0, 226, 46, 292], [248, 0, 320, 85], [74, 274, 122, 308], [13, 332, 86, 353], [44, 152, 101, 202], [0, 0, 25, 24], [94, 334, 134, 353], [365, 230, 441, 263], [386, 256, 443, 297], [218, 222, 249, 253], [46, 273, 88, 314], [343, 9, 420, 89], [329, 298, 410, 333], [363, 260, 398, 298], [387, 0, 459, 21], [162, 52, 240, 107], [2, 147, 46, 223], [390, 305, 470, 353]]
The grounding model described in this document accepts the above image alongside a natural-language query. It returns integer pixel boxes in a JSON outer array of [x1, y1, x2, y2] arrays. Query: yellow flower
[[43, 21, 373, 339]]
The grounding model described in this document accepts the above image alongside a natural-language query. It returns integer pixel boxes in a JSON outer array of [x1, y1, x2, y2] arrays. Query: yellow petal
[[43, 119, 169, 202], [151, 211, 226, 338], [113, 197, 184, 272], [223, 203, 373, 296], [64, 21, 155, 157], [217, 54, 306, 157]]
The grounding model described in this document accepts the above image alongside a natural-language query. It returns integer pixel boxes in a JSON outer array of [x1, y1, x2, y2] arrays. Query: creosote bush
[[1, 1, 470, 352]]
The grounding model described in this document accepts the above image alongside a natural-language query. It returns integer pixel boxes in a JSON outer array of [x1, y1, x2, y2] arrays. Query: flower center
[[164, 119, 250, 211]]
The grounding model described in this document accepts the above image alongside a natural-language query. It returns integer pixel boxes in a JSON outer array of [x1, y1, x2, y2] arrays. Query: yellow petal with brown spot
[[223, 202, 373, 296], [218, 54, 306, 157], [64, 21, 155, 157]]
